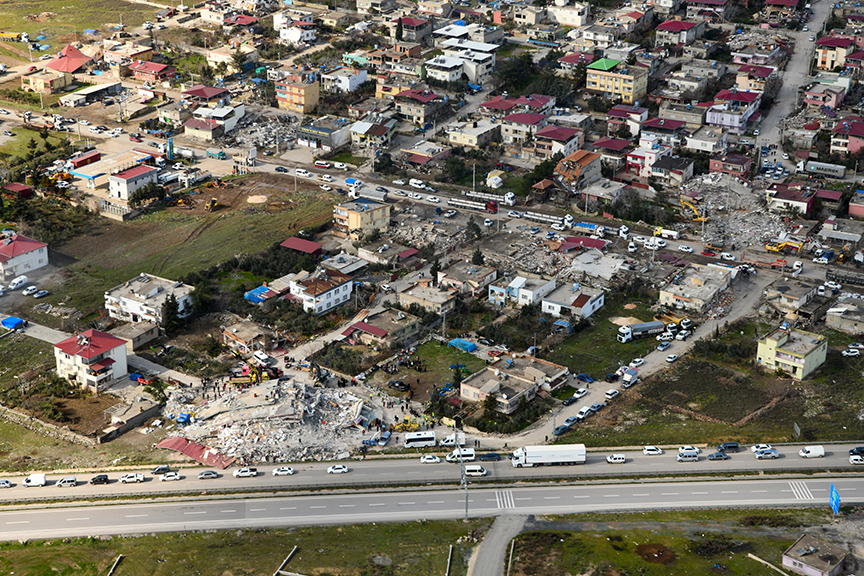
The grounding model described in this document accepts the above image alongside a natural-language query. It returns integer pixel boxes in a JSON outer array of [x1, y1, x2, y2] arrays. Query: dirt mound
[[26, 12, 56, 21], [247, 195, 267, 203], [636, 543, 676, 564]]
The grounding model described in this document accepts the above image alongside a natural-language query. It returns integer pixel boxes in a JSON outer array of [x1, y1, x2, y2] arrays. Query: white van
[[55, 476, 77, 487], [409, 179, 426, 189], [446, 448, 476, 462], [23, 473, 46, 487], [799, 445, 825, 458], [253, 351, 271, 365], [439, 433, 466, 447], [464, 465, 487, 477], [295, 168, 311, 178], [676, 452, 699, 462], [8, 275, 27, 290]]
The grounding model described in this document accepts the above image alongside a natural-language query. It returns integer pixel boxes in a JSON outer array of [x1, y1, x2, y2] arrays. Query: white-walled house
[[54, 329, 128, 394], [104, 273, 194, 325], [108, 165, 158, 202], [541, 285, 605, 318], [0, 234, 48, 280], [288, 268, 353, 314]]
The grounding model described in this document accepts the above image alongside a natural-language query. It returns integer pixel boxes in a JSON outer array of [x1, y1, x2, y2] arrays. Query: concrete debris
[[222, 113, 299, 152]]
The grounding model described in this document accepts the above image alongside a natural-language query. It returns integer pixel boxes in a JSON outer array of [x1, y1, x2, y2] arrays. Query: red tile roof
[[739, 64, 774, 78], [280, 236, 323, 254], [156, 437, 235, 469], [656, 20, 698, 32], [112, 165, 157, 180], [54, 329, 126, 360], [343, 321, 389, 338], [481, 94, 553, 111], [504, 112, 546, 125], [847, 50, 864, 63], [534, 125, 579, 141], [47, 44, 91, 73], [183, 118, 221, 131], [593, 137, 632, 151], [396, 88, 440, 103], [715, 89, 760, 102], [815, 37, 855, 48], [833, 121, 864, 137], [394, 16, 428, 26], [0, 234, 47, 263], [183, 84, 229, 100], [129, 60, 174, 74], [225, 14, 259, 25], [643, 117, 686, 130], [557, 52, 596, 65]]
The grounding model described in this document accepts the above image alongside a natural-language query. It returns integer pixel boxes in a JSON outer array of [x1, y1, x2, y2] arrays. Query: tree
[[144, 379, 169, 404], [26, 138, 37, 159], [231, 49, 247, 74], [161, 293, 181, 335], [471, 248, 485, 265], [430, 257, 441, 284], [395, 18, 403, 41], [467, 216, 482, 240]]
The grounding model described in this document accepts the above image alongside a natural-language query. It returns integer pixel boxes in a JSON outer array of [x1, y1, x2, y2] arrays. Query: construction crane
[[680, 198, 708, 222]]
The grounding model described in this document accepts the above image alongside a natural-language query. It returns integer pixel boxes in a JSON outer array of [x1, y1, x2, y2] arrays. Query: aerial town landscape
[[3, 0, 864, 572]]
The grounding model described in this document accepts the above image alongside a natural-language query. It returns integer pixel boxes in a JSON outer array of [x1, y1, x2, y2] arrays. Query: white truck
[[621, 368, 639, 388], [616, 320, 666, 343], [23, 473, 46, 487], [511, 444, 587, 467], [439, 432, 466, 447], [654, 227, 680, 240]]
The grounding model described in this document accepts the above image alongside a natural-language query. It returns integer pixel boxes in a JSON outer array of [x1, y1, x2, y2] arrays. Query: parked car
[[605, 373, 619, 383], [755, 449, 780, 460], [720, 252, 736, 261], [90, 474, 109, 485], [707, 452, 730, 461], [590, 402, 604, 413], [562, 396, 578, 406], [198, 470, 219, 479], [327, 464, 349, 474], [678, 446, 701, 453], [233, 467, 258, 478], [606, 454, 626, 464], [678, 245, 693, 253], [642, 446, 664, 456], [0, 480, 11, 488], [159, 471, 181, 482], [33, 290, 49, 299], [604, 389, 620, 400], [483, 219, 493, 227], [701, 249, 715, 256], [629, 358, 644, 368], [275, 166, 289, 173], [273, 467, 295, 476], [572, 388, 588, 399], [750, 443, 773, 452], [553, 424, 570, 436], [666, 354, 679, 363], [576, 373, 594, 383], [392, 179, 405, 185], [420, 455, 440, 464], [576, 406, 592, 420], [22, 286, 38, 296], [120, 472, 144, 484], [842, 349, 860, 357], [717, 442, 740, 453], [151, 465, 170, 475], [849, 447, 864, 456], [480, 453, 501, 461], [657, 341, 671, 352]]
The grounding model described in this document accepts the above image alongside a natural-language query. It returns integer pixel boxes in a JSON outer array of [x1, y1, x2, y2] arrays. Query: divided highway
[[1, 476, 859, 542]]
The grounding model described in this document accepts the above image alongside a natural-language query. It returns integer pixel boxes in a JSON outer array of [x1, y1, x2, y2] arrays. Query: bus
[[404, 431, 437, 449]]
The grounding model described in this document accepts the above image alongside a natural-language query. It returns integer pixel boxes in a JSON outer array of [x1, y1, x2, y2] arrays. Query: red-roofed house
[[288, 268, 353, 314], [555, 150, 602, 190], [1, 182, 34, 199], [654, 20, 705, 47], [709, 153, 751, 177], [641, 117, 687, 146], [766, 184, 814, 216], [607, 104, 649, 136], [736, 64, 776, 92], [108, 165, 159, 202], [502, 112, 547, 144], [183, 117, 223, 140], [129, 60, 176, 83], [763, 0, 797, 20], [479, 94, 556, 116], [815, 37, 856, 70], [558, 52, 596, 73], [706, 89, 761, 134], [592, 137, 632, 167], [686, 0, 727, 21], [395, 88, 448, 125], [224, 14, 260, 30], [803, 83, 846, 110], [0, 234, 48, 279], [54, 330, 128, 394], [280, 237, 323, 256], [528, 125, 583, 160], [182, 84, 230, 103], [391, 17, 432, 42], [831, 121, 864, 155], [47, 44, 92, 74], [846, 51, 864, 78]]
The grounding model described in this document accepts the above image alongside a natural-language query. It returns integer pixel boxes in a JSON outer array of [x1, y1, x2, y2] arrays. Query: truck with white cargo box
[[439, 432, 466, 447], [349, 188, 388, 202], [511, 444, 587, 467], [616, 320, 666, 343], [621, 368, 639, 388], [23, 473, 46, 487], [798, 445, 825, 458]]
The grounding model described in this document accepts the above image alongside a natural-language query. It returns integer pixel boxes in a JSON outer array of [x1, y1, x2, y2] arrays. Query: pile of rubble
[[33, 302, 81, 319], [163, 378, 371, 463], [725, 29, 793, 52], [223, 114, 299, 151], [390, 222, 468, 253]]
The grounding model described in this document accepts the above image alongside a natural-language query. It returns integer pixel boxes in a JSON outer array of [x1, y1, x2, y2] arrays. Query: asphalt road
[[2, 476, 860, 542], [3, 443, 863, 502]]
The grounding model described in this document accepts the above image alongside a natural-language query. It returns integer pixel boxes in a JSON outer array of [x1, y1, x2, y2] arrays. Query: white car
[[319, 174, 334, 182], [720, 252, 736, 261], [119, 472, 144, 483], [551, 223, 565, 231], [642, 446, 664, 456], [409, 192, 422, 199], [327, 464, 349, 474], [79, 119, 90, 125], [633, 236, 647, 244], [750, 443, 772, 453], [427, 196, 440, 203], [629, 358, 644, 368], [508, 211, 522, 218], [678, 445, 701, 453], [825, 281, 842, 290], [813, 257, 829, 264], [606, 454, 626, 464], [159, 471, 181, 482], [848, 343, 864, 349], [0, 109, 9, 115], [22, 286, 38, 296], [573, 388, 588, 399], [320, 184, 332, 191], [655, 239, 667, 248], [604, 389, 620, 400], [666, 354, 679, 363], [675, 330, 691, 341], [656, 332, 673, 342], [628, 242, 637, 253], [420, 455, 441, 464], [333, 162, 347, 170], [842, 349, 860, 357], [273, 466, 295, 476], [484, 218, 493, 227], [392, 179, 406, 185]]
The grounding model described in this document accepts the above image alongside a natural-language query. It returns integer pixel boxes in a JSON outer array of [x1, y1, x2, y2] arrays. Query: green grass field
[[0, 126, 68, 159], [0, 520, 490, 576], [330, 151, 368, 167]]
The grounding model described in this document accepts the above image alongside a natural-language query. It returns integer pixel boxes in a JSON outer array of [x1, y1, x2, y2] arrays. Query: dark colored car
[[707, 452, 730, 461], [605, 373, 619, 383], [718, 442, 740, 453], [562, 396, 578, 406], [90, 474, 109, 485], [274, 166, 289, 173], [151, 464, 170, 475], [590, 402, 604, 413], [478, 338, 494, 346], [336, 187, 347, 196], [480, 453, 501, 462], [388, 380, 409, 392], [553, 424, 570, 436], [576, 373, 594, 383], [849, 447, 864, 456]]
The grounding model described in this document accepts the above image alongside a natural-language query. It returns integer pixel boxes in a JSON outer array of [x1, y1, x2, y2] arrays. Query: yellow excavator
[[680, 198, 708, 222], [765, 240, 804, 253], [204, 197, 218, 212]]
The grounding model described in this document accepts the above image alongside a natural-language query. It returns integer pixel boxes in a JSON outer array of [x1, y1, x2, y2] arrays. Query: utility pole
[[472, 162, 476, 192], [454, 421, 468, 522]]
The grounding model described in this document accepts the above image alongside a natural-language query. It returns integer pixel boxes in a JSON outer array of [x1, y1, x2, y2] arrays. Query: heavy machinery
[[765, 240, 804, 253], [204, 197, 218, 212], [680, 198, 708, 222]]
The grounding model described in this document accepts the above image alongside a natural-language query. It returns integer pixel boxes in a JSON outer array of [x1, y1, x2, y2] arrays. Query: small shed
[[280, 236, 323, 256], [448, 338, 477, 353], [782, 535, 850, 576], [1, 183, 34, 199], [1, 317, 24, 330]]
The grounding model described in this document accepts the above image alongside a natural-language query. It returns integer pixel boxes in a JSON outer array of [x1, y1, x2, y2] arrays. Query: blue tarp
[[448, 338, 477, 353], [245, 285, 268, 304], [1, 317, 23, 330]]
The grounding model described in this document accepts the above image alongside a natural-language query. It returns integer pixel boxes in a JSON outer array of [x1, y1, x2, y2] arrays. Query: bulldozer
[[204, 197, 218, 212]]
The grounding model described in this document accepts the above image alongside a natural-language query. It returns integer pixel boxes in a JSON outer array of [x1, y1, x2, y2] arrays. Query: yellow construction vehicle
[[204, 197, 218, 212], [680, 198, 708, 222], [765, 240, 804, 253]]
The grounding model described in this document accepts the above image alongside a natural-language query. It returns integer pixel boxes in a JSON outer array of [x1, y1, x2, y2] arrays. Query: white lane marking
[[496, 491, 515, 509], [544, 496, 561, 500], [428, 500, 445, 504], [279, 507, 296, 510], [573, 495, 590, 499], [221, 510, 237, 513], [789, 481, 813, 500], [184, 511, 207, 515], [369, 503, 386, 507], [249, 508, 266, 512], [67, 517, 89, 521], [398, 502, 416, 505], [125, 514, 148, 518], [691, 491, 708, 495], [633, 493, 651, 496], [515, 497, 532, 501], [339, 504, 355, 508], [6, 521, 29, 524], [660, 493, 678, 496], [751, 490, 768, 493], [309, 505, 326, 509], [603, 495, 619, 498], [721, 491, 738, 494]]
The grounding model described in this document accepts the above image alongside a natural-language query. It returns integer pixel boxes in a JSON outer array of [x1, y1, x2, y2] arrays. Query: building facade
[[54, 330, 129, 394]]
